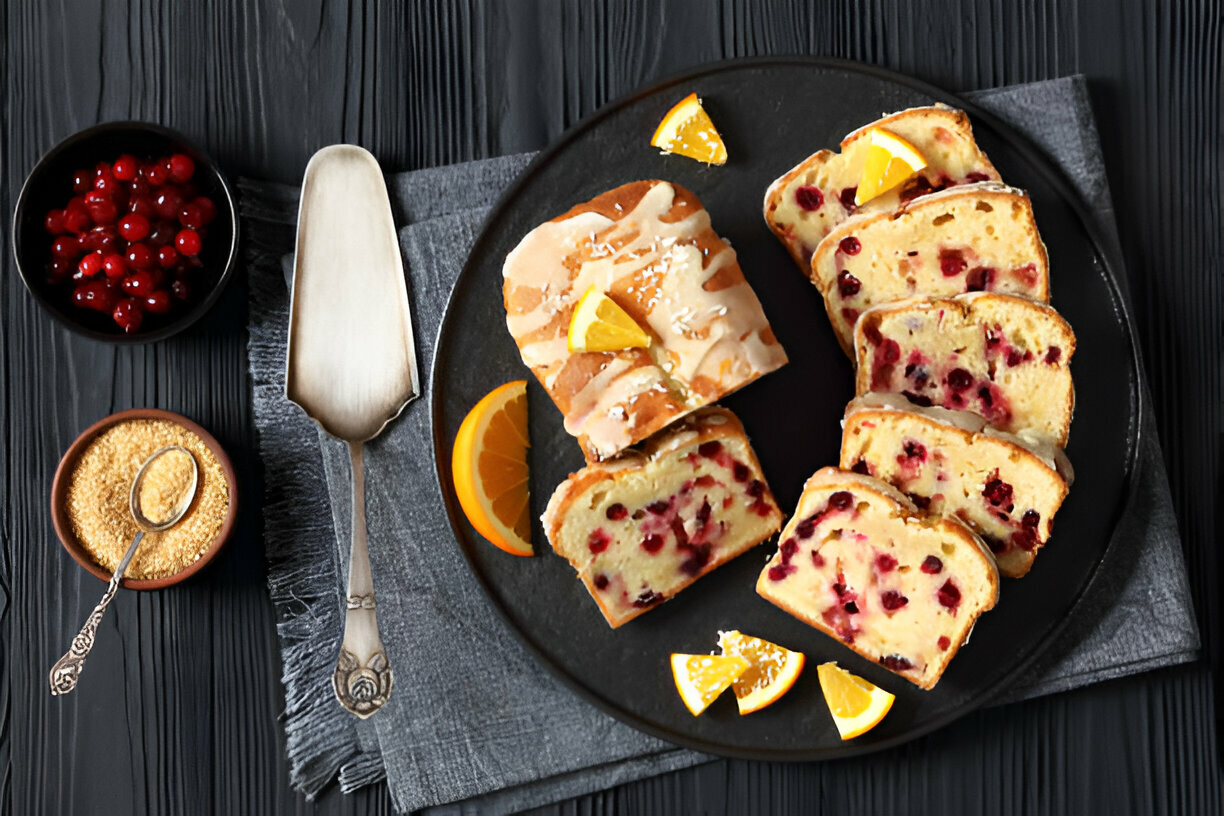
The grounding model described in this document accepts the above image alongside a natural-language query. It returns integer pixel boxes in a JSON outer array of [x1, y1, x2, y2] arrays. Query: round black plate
[[432, 57, 1140, 760]]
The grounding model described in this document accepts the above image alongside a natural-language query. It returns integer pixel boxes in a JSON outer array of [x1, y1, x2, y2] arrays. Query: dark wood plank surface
[[3, 2, 1220, 814]]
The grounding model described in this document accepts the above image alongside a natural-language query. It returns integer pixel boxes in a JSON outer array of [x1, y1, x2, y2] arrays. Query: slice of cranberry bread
[[763, 105, 999, 271], [854, 292, 1076, 446], [543, 407, 782, 628], [756, 467, 998, 689], [504, 180, 788, 462], [840, 393, 1074, 578], [810, 182, 1050, 355]]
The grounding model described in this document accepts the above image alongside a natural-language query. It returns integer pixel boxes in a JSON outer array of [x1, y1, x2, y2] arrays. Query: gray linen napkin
[[242, 75, 1198, 815]]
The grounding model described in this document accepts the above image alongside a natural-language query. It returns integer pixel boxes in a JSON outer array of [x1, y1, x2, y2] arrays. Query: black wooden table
[[4, 2, 1221, 814]]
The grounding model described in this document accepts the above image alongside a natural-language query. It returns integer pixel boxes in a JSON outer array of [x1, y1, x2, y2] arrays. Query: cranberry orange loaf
[[811, 182, 1050, 354], [503, 180, 788, 462], [763, 106, 999, 271], [854, 292, 1076, 446], [756, 467, 998, 689], [840, 393, 1073, 578], [543, 407, 783, 628]]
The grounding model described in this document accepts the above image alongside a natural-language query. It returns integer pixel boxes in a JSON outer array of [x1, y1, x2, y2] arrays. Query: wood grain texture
[[2, 1, 1220, 815]]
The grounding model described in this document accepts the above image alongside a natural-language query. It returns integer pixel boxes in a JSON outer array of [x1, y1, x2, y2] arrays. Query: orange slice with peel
[[670, 653, 750, 716], [650, 92, 728, 165], [816, 662, 895, 739], [451, 380, 532, 556], [855, 128, 928, 205], [567, 286, 651, 353], [717, 630, 806, 715]]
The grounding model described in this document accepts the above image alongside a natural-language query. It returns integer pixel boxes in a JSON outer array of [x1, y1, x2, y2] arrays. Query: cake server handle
[[331, 441, 393, 718]]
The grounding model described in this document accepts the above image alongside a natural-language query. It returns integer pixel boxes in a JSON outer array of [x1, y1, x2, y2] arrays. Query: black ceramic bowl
[[12, 121, 238, 343]]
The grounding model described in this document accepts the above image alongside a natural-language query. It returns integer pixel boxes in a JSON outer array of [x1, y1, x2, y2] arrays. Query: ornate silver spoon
[[49, 445, 199, 695]]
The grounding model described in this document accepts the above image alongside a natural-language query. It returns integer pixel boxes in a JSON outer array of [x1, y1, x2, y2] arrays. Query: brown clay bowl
[[51, 408, 238, 589]]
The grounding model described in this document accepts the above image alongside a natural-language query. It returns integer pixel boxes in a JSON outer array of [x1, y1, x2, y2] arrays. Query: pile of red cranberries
[[42, 152, 218, 333]]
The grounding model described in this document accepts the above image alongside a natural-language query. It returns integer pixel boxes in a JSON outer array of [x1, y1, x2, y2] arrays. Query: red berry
[[122, 270, 156, 298], [194, 196, 217, 225], [112, 154, 140, 181], [144, 162, 169, 186], [84, 226, 119, 254], [170, 279, 191, 301], [73, 280, 118, 312], [155, 189, 184, 220], [86, 198, 119, 225], [128, 177, 151, 198], [126, 243, 155, 269], [144, 290, 172, 314], [71, 169, 93, 194], [48, 258, 74, 281], [51, 235, 80, 258], [128, 195, 157, 219], [177, 202, 205, 229], [112, 298, 144, 333], [77, 251, 104, 278], [175, 229, 202, 256], [118, 213, 151, 242], [156, 245, 179, 269], [63, 207, 92, 234], [44, 209, 67, 234], [102, 253, 128, 279], [168, 154, 195, 183]]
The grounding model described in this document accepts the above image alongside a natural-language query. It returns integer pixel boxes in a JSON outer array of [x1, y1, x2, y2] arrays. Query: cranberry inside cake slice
[[756, 467, 998, 689], [841, 393, 1073, 578], [543, 408, 782, 628], [763, 105, 999, 272], [854, 292, 1075, 446], [810, 183, 1050, 355]]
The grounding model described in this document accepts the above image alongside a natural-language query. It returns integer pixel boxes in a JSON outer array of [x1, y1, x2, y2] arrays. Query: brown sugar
[[66, 419, 229, 580]]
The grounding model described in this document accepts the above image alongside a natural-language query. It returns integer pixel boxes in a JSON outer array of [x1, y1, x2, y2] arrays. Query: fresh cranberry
[[44, 209, 67, 234], [838, 236, 862, 255], [128, 195, 157, 219], [937, 635, 952, 651], [828, 491, 853, 512], [93, 162, 117, 193], [101, 253, 128, 279], [837, 270, 862, 298], [794, 185, 824, 211], [112, 298, 144, 333], [592, 574, 609, 590], [641, 534, 663, 554], [177, 201, 205, 229], [876, 553, 897, 572], [902, 440, 927, 461], [168, 154, 195, 183], [144, 290, 172, 314], [126, 243, 155, 270], [118, 213, 151, 242], [732, 462, 750, 482], [47, 258, 73, 281], [965, 267, 993, 291], [880, 591, 908, 611], [851, 459, 871, 475], [605, 503, 627, 521], [795, 517, 816, 540], [879, 339, 901, 364], [77, 252, 104, 278], [122, 270, 156, 298], [982, 478, 1013, 507], [937, 580, 961, 610], [171, 279, 191, 301], [144, 161, 169, 186], [72, 169, 93, 194], [1045, 346, 1062, 364], [155, 189, 185, 220], [921, 555, 943, 574], [647, 500, 669, 515], [51, 235, 80, 258], [146, 222, 176, 248], [947, 368, 973, 392], [72, 280, 117, 312], [1022, 509, 1041, 531], [880, 654, 913, 671], [156, 245, 179, 269], [940, 249, 967, 277], [194, 196, 217, 225], [587, 529, 611, 554], [175, 229, 203, 256], [111, 154, 140, 181], [839, 187, 858, 211]]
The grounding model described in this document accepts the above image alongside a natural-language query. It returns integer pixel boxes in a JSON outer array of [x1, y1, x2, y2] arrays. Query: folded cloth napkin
[[241, 75, 1198, 815]]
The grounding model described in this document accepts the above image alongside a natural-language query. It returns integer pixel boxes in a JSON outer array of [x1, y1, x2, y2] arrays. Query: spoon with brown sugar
[[48, 444, 199, 695]]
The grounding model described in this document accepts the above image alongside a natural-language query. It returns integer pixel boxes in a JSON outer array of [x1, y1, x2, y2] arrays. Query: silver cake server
[[286, 144, 418, 719]]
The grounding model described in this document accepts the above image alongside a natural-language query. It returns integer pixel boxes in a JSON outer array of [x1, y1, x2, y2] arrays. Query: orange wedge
[[650, 92, 728, 165], [855, 128, 928, 205], [451, 380, 532, 556], [671, 653, 750, 716], [717, 630, 806, 715], [567, 286, 651, 353], [816, 662, 895, 739]]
